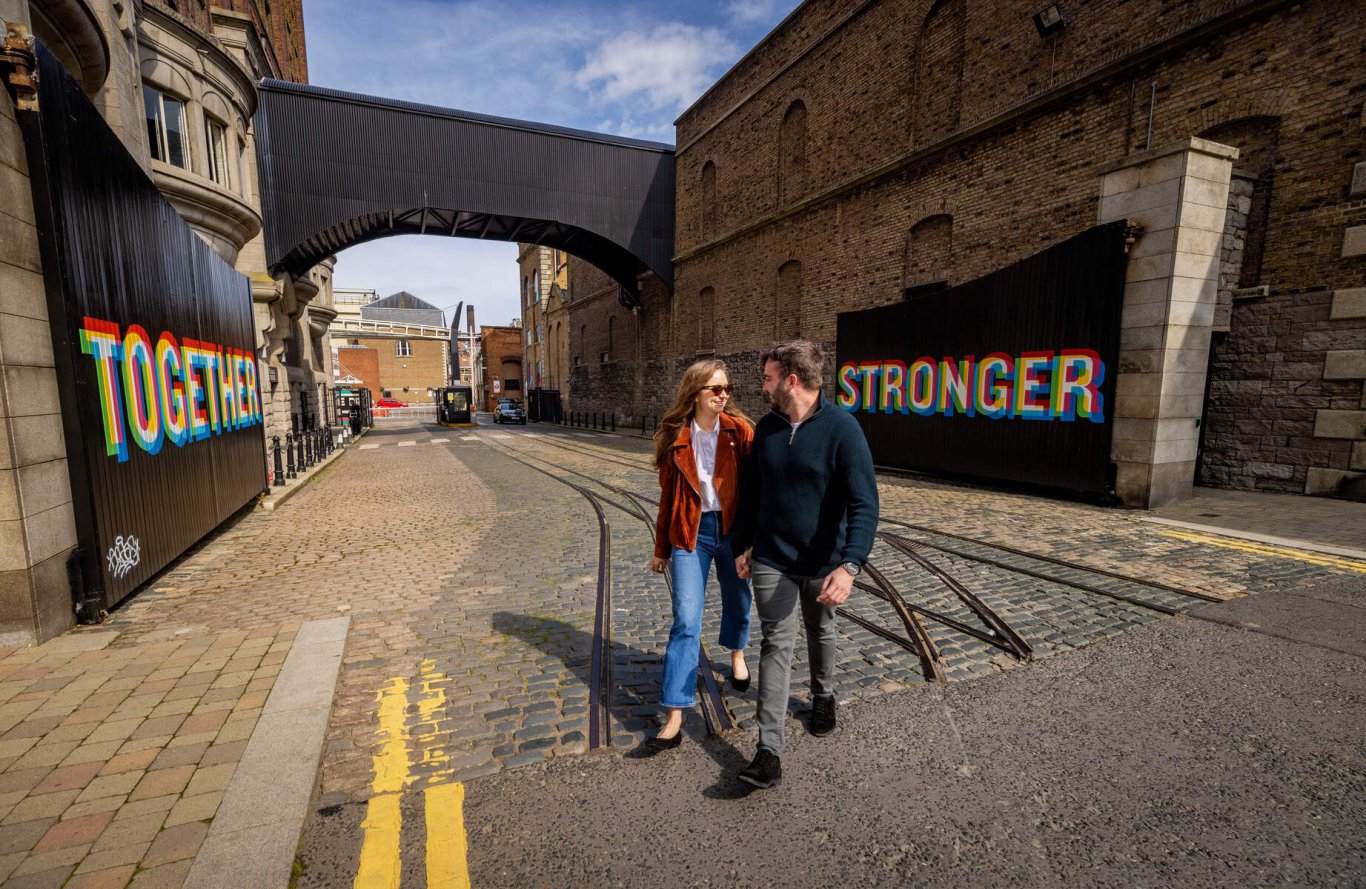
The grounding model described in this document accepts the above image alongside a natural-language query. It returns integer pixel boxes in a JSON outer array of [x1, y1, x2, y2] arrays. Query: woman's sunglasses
[[698, 384, 734, 396]]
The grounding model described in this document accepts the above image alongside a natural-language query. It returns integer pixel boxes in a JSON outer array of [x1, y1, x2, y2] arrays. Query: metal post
[[285, 432, 296, 479], [295, 431, 305, 472], [641, 416, 646, 436], [272, 436, 285, 487]]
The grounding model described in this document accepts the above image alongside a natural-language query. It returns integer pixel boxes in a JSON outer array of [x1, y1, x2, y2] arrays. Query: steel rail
[[879, 533, 1034, 661], [484, 435, 734, 735], [877, 524, 1181, 616], [859, 563, 948, 681], [879, 517, 1222, 603], [481, 443, 617, 748]]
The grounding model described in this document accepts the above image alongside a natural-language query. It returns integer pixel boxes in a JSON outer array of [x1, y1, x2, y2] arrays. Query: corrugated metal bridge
[[253, 80, 675, 300]]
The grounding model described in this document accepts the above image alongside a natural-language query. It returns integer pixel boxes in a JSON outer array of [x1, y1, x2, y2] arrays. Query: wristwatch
[[840, 561, 862, 577]]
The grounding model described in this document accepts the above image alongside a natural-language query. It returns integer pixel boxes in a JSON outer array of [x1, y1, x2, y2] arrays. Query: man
[[733, 340, 879, 789]]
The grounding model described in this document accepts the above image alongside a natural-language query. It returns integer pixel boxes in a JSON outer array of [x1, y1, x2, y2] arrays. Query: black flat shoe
[[643, 732, 683, 752], [729, 672, 751, 692]]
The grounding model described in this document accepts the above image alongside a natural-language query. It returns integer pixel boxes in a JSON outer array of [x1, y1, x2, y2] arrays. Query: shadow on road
[[492, 610, 757, 798]]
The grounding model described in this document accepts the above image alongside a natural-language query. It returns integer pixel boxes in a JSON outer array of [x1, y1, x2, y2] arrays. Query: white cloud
[[575, 23, 740, 112], [723, 0, 790, 25]]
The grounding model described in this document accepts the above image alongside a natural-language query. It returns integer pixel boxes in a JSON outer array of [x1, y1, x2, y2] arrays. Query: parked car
[[495, 401, 526, 425], [375, 398, 408, 408]]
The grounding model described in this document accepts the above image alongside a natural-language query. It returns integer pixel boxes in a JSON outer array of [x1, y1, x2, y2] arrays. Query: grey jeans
[[751, 562, 837, 756]]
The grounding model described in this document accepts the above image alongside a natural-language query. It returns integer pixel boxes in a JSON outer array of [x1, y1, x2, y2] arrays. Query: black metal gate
[[19, 44, 267, 616], [835, 222, 1128, 495]]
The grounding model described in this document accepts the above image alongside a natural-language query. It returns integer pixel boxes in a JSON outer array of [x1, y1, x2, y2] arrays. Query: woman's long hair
[[651, 359, 753, 468]]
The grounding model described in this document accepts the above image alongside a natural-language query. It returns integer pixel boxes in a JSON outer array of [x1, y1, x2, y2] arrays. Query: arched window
[[700, 160, 717, 235], [779, 100, 808, 203], [904, 215, 953, 294], [776, 261, 802, 339], [1200, 116, 1280, 292], [699, 287, 715, 352], [913, 0, 965, 146]]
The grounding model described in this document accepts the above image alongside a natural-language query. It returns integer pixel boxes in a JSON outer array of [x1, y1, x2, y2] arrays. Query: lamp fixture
[[1032, 3, 1068, 37]]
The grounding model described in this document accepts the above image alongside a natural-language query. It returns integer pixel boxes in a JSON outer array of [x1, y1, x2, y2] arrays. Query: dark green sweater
[[734, 393, 879, 577]]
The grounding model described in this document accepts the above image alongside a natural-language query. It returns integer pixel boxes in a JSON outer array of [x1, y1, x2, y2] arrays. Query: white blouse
[[691, 418, 721, 512]]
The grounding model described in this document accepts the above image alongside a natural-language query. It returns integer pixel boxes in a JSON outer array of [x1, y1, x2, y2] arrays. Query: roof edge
[[259, 78, 675, 153]]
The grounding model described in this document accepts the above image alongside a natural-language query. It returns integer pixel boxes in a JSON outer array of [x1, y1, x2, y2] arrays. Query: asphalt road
[[298, 572, 1365, 887]]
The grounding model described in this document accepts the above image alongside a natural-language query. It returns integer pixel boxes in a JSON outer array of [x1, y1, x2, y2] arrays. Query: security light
[[1032, 3, 1068, 36]]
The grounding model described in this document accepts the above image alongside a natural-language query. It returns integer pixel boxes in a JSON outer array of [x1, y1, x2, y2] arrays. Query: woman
[[645, 359, 755, 751]]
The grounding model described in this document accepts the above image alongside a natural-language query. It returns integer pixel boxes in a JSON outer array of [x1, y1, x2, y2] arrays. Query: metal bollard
[[295, 431, 305, 472], [272, 436, 285, 487], [303, 429, 312, 468], [641, 416, 646, 436], [285, 432, 296, 479], [610, 414, 616, 432]]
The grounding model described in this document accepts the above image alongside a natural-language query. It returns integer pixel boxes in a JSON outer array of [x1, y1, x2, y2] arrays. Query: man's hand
[[735, 548, 752, 579], [816, 566, 854, 605], [650, 556, 667, 574]]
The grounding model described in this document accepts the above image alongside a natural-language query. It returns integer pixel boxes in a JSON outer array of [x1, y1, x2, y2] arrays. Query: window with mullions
[[206, 117, 230, 187], [143, 85, 187, 169], [396, 340, 412, 357]]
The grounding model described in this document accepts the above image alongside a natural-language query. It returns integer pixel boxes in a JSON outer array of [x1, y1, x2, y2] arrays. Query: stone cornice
[[151, 160, 262, 259]]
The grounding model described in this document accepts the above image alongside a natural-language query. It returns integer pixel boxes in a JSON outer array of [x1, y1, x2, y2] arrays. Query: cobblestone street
[[1, 418, 1362, 887]]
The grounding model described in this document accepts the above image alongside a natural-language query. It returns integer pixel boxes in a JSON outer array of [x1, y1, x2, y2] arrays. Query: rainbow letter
[[156, 333, 188, 447], [837, 363, 860, 411], [80, 318, 129, 462], [881, 361, 908, 414], [909, 359, 936, 416], [938, 357, 974, 417], [1014, 352, 1054, 420], [121, 325, 163, 456], [975, 353, 1012, 419]]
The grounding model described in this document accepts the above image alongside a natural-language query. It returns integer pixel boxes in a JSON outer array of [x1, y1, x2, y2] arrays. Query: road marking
[[460, 436, 478, 441], [416, 659, 470, 888], [1158, 530, 1366, 575], [490, 434, 513, 440], [431, 438, 450, 443], [424, 783, 469, 889], [398, 441, 416, 447], [354, 677, 409, 889], [359, 444, 380, 450]]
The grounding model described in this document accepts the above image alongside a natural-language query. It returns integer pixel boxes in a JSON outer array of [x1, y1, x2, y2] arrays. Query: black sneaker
[[810, 694, 837, 736], [737, 748, 782, 788]]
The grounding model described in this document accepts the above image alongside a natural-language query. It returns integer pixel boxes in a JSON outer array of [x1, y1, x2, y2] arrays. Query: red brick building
[[480, 326, 525, 411]]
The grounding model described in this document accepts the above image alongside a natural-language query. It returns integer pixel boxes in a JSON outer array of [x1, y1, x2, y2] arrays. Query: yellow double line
[[354, 662, 470, 888], [1158, 529, 1366, 575]]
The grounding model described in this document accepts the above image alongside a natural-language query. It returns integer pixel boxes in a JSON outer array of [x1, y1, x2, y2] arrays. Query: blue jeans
[[660, 512, 752, 708]]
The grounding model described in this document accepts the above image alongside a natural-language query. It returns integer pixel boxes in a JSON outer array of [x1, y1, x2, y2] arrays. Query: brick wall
[[479, 326, 523, 410], [562, 0, 1365, 498], [335, 346, 379, 402]]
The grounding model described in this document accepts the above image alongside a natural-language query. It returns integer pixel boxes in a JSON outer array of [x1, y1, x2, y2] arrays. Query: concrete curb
[[182, 616, 349, 889], [1141, 516, 1366, 560], [259, 434, 364, 512]]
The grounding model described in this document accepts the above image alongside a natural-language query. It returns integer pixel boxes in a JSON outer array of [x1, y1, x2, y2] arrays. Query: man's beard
[[768, 383, 791, 413]]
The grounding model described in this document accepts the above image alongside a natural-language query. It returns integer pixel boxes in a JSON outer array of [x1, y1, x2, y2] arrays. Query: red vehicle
[[375, 398, 408, 408]]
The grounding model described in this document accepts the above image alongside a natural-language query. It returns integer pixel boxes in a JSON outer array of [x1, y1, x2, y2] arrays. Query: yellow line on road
[[1159, 530, 1366, 574], [424, 782, 470, 889], [354, 677, 411, 889]]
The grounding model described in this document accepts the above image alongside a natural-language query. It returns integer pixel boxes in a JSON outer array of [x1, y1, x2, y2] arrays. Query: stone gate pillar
[[1098, 137, 1238, 508]]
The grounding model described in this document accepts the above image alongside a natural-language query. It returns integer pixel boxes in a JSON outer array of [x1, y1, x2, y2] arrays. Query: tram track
[[479, 435, 734, 744], [478, 426, 1244, 690]]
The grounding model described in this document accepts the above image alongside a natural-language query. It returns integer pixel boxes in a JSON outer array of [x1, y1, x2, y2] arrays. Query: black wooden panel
[[20, 44, 267, 611], [835, 222, 1128, 495]]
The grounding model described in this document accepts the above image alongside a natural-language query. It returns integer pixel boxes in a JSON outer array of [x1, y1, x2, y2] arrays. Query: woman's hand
[[650, 556, 668, 574]]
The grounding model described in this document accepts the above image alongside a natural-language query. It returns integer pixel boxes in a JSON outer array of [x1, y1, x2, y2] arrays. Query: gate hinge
[[1, 23, 38, 112]]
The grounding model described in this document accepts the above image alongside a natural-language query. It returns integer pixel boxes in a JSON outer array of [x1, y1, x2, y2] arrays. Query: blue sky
[[303, 0, 800, 327]]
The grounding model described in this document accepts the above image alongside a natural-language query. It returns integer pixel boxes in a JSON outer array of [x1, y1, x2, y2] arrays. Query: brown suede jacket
[[653, 412, 754, 559]]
